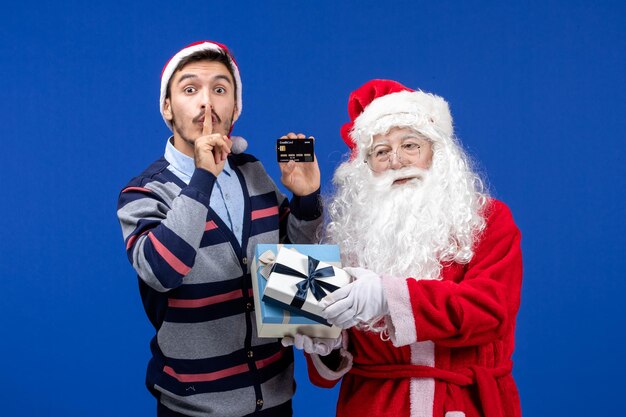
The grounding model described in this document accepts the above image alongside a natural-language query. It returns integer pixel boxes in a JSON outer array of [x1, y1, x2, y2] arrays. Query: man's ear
[[163, 98, 173, 121], [232, 104, 239, 123]]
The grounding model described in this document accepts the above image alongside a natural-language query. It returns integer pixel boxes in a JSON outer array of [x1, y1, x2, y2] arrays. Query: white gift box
[[251, 244, 351, 338], [263, 246, 352, 325]]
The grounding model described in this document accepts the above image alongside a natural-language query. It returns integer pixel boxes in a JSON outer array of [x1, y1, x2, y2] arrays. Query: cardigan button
[[242, 257, 248, 265], [256, 399, 264, 407]]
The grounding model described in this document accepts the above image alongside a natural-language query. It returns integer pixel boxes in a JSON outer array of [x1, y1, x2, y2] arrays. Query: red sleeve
[[395, 200, 523, 347], [304, 353, 343, 388]]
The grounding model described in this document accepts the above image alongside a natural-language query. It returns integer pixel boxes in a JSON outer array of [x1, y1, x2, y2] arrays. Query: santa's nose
[[389, 152, 404, 169]]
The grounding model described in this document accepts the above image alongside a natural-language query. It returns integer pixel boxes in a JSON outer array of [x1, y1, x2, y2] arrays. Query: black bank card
[[276, 138, 314, 162]]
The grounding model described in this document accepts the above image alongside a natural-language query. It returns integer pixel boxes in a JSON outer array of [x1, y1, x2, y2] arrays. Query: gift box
[[251, 244, 351, 338]]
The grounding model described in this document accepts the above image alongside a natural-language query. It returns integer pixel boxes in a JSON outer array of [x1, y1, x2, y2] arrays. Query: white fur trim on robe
[[309, 330, 353, 381], [409, 341, 436, 417], [382, 276, 418, 346]]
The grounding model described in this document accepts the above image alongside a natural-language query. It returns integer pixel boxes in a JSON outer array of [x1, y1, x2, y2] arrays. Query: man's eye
[[215, 86, 226, 94], [184, 86, 196, 94], [375, 149, 391, 158], [403, 142, 420, 151]]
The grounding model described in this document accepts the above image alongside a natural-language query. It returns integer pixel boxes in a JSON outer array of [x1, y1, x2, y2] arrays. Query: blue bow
[[272, 256, 338, 309]]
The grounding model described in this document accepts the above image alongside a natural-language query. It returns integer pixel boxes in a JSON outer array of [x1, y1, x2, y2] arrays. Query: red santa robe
[[306, 199, 523, 417]]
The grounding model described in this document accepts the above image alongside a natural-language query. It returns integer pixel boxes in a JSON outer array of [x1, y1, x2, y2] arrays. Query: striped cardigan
[[117, 152, 322, 416]]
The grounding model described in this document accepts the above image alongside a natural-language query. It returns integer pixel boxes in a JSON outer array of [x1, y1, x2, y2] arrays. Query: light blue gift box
[[251, 244, 347, 338]]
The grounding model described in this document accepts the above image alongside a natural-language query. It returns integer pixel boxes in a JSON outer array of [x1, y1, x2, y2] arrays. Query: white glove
[[319, 267, 388, 329], [281, 333, 342, 356]]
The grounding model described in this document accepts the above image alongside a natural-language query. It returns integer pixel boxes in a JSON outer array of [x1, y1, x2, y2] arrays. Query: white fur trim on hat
[[351, 90, 452, 149], [159, 41, 243, 131]]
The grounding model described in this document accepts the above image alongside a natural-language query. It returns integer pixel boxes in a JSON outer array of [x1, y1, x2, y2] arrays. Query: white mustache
[[370, 166, 429, 190]]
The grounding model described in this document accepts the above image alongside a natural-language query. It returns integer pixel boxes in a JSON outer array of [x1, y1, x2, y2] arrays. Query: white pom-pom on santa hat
[[159, 41, 243, 131]]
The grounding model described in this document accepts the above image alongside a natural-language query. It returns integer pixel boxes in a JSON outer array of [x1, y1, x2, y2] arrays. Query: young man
[[117, 41, 322, 417], [284, 80, 523, 417]]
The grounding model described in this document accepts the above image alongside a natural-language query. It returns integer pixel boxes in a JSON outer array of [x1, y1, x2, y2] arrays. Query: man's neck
[[172, 135, 194, 158]]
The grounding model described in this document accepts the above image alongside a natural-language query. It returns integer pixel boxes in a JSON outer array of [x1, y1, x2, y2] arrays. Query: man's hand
[[194, 107, 232, 177], [279, 132, 321, 196], [319, 267, 389, 329], [281, 333, 342, 356]]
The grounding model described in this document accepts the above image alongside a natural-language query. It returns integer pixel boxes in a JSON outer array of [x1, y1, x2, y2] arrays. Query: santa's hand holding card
[[319, 267, 389, 329]]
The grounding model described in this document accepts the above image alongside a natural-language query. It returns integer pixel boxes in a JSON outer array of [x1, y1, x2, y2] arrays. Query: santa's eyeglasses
[[365, 140, 424, 173]]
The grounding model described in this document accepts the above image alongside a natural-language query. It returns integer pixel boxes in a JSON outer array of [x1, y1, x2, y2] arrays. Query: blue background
[[1, 1, 624, 416]]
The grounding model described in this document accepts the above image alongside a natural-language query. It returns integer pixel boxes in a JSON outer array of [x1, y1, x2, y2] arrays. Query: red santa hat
[[341, 79, 453, 160], [159, 41, 243, 131]]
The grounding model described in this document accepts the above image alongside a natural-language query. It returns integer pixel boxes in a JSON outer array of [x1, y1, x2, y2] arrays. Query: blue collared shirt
[[164, 138, 244, 245]]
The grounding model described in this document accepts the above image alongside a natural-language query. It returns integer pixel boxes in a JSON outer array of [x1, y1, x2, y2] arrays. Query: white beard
[[327, 146, 487, 280]]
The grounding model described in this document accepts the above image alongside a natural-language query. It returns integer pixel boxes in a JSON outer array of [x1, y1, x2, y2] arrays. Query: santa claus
[[283, 80, 523, 417]]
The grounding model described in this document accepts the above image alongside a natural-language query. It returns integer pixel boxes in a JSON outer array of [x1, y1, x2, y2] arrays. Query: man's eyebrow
[[176, 74, 199, 84], [212, 74, 233, 85], [175, 73, 233, 85]]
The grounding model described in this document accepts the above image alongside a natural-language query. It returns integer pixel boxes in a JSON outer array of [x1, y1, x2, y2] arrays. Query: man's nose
[[201, 89, 212, 108], [389, 151, 404, 169]]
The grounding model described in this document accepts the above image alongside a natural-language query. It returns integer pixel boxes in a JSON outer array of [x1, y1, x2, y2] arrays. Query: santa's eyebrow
[[372, 135, 424, 147], [371, 141, 391, 148], [399, 133, 428, 140]]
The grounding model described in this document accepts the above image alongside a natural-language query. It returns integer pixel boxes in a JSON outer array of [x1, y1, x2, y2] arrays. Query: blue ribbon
[[271, 256, 338, 309]]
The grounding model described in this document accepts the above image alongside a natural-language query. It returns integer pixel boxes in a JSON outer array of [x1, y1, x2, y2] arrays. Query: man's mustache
[[193, 110, 221, 125]]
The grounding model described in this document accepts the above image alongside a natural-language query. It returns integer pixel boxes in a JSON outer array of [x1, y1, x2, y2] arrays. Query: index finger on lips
[[202, 107, 212, 136]]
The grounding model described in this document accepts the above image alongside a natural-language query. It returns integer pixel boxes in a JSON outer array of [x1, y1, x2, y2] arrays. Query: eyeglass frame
[[363, 134, 432, 173]]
